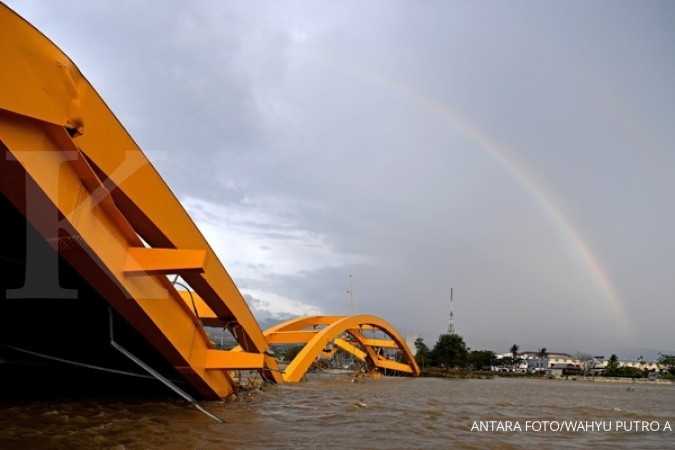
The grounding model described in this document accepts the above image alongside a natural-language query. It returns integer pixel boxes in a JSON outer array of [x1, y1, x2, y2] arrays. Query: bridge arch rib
[[264, 315, 420, 382]]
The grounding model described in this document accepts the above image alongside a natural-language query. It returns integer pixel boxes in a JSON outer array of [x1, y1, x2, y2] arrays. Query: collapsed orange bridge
[[0, 3, 419, 402]]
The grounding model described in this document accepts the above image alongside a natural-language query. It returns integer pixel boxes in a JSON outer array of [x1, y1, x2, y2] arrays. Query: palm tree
[[605, 354, 619, 376], [510, 344, 520, 371], [413, 337, 430, 369], [537, 347, 548, 372]]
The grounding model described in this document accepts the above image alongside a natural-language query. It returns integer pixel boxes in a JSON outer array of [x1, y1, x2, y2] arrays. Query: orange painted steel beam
[[333, 337, 367, 360], [264, 315, 342, 333], [359, 338, 401, 349], [204, 350, 265, 370], [373, 358, 414, 374], [265, 330, 319, 344], [123, 248, 207, 275]]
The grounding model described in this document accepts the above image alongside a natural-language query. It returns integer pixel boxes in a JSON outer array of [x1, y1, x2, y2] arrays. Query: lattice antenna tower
[[447, 288, 455, 334], [347, 274, 355, 314]]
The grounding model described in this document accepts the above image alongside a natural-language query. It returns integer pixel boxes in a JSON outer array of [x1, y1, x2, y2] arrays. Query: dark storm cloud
[[8, 0, 674, 357]]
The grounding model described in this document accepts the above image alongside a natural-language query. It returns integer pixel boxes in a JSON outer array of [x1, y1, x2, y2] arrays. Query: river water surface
[[1, 376, 673, 449]]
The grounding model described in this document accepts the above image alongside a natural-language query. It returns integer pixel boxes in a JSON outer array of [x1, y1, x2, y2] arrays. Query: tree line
[[413, 333, 496, 371], [413, 333, 675, 378]]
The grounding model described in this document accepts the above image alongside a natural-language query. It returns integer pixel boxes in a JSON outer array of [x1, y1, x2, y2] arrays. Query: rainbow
[[304, 49, 633, 337]]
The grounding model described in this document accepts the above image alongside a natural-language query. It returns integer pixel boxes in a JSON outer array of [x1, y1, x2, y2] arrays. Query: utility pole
[[447, 288, 455, 334], [347, 274, 355, 314]]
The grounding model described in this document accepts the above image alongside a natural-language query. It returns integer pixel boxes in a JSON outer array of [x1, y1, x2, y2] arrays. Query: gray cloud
[[9, 0, 674, 357]]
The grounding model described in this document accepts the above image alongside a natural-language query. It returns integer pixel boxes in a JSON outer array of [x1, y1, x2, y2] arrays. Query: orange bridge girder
[[264, 315, 421, 382]]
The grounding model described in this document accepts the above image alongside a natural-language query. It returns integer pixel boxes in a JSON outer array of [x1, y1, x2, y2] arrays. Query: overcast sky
[[7, 1, 674, 358]]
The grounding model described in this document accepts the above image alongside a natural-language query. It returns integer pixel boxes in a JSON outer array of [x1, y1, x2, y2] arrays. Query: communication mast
[[348, 274, 355, 314], [447, 288, 455, 334]]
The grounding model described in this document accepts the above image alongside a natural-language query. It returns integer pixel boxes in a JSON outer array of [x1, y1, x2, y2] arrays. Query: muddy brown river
[[1, 376, 673, 449]]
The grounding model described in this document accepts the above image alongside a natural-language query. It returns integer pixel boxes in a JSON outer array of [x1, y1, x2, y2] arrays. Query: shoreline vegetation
[[418, 369, 675, 385], [411, 333, 675, 384]]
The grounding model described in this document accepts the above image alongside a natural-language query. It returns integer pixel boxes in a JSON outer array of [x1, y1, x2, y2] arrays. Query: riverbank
[[418, 369, 675, 385], [549, 375, 675, 385], [420, 368, 561, 379]]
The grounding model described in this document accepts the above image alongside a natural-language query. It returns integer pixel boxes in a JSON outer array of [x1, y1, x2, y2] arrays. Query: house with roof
[[518, 351, 577, 373]]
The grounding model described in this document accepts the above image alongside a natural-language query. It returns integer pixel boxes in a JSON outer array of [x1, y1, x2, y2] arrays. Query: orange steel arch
[[265, 315, 420, 382]]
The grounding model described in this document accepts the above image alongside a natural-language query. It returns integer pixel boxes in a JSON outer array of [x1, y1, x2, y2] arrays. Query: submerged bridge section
[[0, 3, 418, 400], [264, 315, 419, 382]]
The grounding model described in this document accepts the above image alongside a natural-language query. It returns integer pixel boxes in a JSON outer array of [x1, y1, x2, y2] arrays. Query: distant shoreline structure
[[419, 369, 675, 385], [548, 376, 675, 386]]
